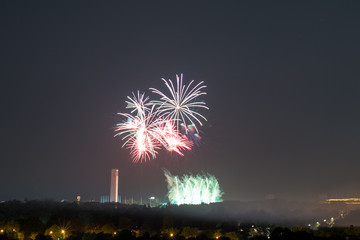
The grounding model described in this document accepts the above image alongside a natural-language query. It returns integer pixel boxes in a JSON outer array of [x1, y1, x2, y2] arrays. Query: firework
[[125, 91, 152, 117], [114, 107, 164, 162], [158, 121, 193, 156], [164, 169, 223, 205], [114, 74, 207, 162], [150, 74, 208, 133], [181, 123, 202, 146], [115, 110, 193, 162]]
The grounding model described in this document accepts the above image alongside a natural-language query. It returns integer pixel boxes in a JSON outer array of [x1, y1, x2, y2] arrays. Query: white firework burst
[[150, 74, 208, 133], [125, 91, 152, 117]]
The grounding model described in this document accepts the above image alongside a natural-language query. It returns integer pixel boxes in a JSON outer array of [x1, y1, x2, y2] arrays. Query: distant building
[[326, 198, 360, 205], [110, 169, 119, 202]]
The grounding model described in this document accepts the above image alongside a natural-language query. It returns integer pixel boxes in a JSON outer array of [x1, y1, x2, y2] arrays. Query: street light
[[61, 230, 65, 239]]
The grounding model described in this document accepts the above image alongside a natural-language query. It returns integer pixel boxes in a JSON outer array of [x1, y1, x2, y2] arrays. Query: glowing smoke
[[164, 169, 223, 205]]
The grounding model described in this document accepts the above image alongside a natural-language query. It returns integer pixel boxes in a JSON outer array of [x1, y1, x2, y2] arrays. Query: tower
[[110, 169, 118, 202]]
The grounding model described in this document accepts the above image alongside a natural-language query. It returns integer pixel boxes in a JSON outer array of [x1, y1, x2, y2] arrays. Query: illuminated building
[[110, 169, 118, 202], [326, 198, 360, 205]]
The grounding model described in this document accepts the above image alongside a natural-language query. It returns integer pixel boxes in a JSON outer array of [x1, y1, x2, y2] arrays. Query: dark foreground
[[0, 200, 360, 240]]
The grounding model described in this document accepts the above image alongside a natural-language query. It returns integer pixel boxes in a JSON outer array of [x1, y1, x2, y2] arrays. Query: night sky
[[1, 1, 360, 202]]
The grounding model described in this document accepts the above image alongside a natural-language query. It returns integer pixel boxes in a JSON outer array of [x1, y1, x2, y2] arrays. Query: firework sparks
[[157, 121, 193, 156], [150, 74, 208, 133], [114, 108, 164, 162], [125, 91, 152, 117], [114, 74, 207, 162], [181, 123, 202, 146], [164, 169, 223, 205]]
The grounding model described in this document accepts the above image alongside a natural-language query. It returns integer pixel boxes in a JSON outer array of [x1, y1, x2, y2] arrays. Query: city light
[[326, 198, 360, 204]]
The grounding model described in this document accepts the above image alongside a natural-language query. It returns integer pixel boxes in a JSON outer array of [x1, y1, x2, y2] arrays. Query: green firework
[[164, 169, 223, 205]]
